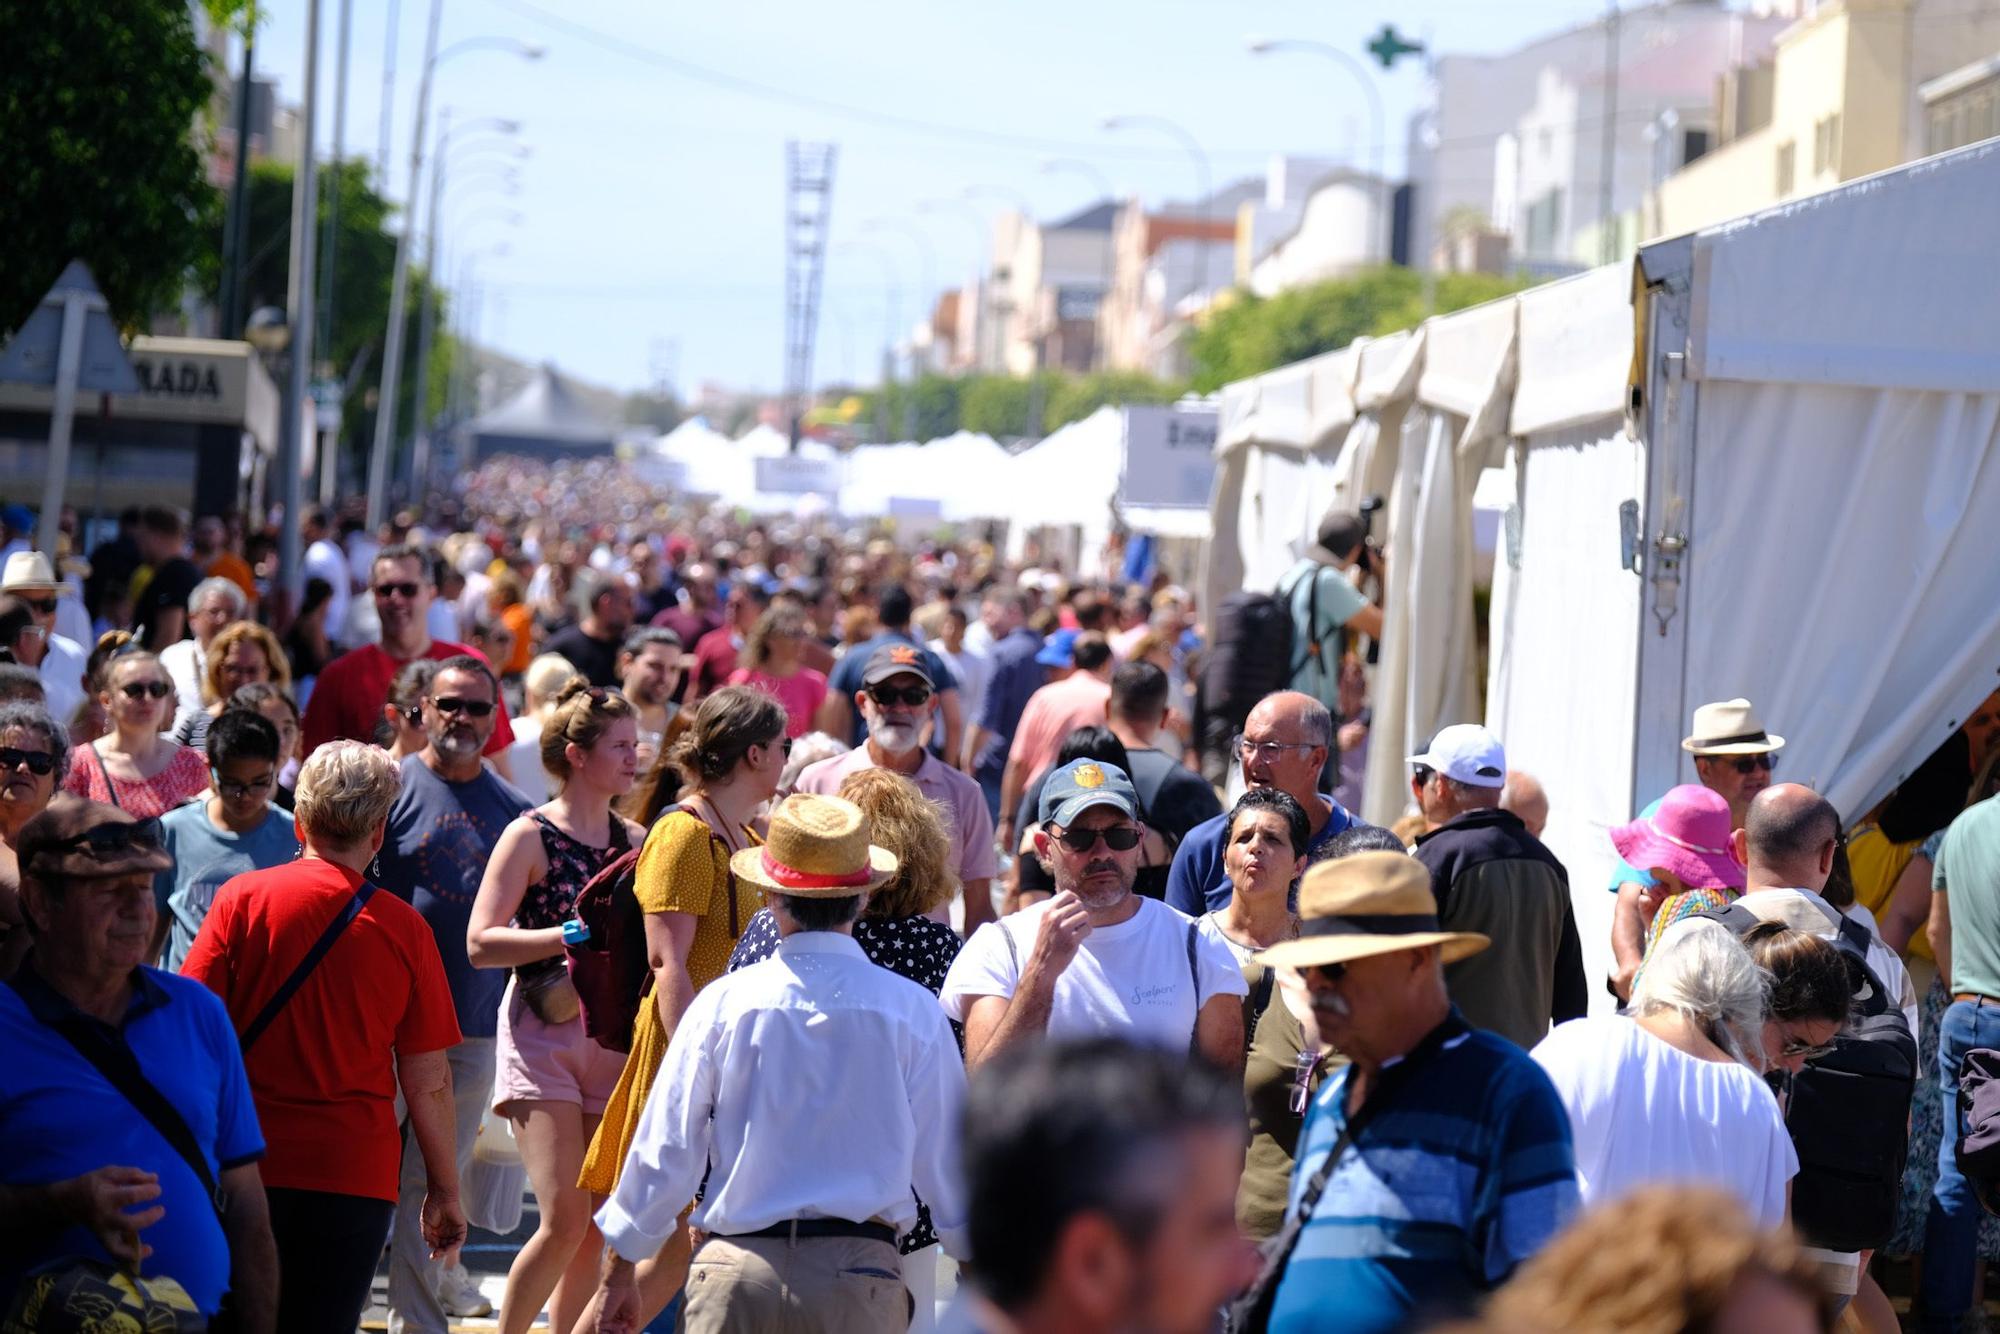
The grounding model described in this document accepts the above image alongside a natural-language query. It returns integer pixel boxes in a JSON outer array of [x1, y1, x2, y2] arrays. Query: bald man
[[1500, 771, 1549, 839], [1165, 690, 1373, 915], [1735, 783, 1917, 1035]]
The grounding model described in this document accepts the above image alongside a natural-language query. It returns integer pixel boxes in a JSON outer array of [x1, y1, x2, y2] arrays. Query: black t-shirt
[[133, 557, 203, 645], [543, 624, 622, 688]]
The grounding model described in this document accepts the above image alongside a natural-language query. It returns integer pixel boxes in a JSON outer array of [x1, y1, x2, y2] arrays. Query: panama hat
[[1681, 698, 1784, 755], [1255, 850, 1488, 972], [0, 551, 63, 593], [730, 793, 897, 898]]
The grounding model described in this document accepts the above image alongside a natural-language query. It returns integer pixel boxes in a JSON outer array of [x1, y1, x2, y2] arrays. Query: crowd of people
[[0, 473, 1994, 1334]]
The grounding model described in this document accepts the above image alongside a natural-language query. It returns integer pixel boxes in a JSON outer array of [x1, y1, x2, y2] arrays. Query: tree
[[859, 367, 1184, 442], [1, 2, 219, 333], [1185, 266, 1538, 392]]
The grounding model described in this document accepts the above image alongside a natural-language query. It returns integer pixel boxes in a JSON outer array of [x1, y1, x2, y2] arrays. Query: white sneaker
[[437, 1263, 493, 1318]]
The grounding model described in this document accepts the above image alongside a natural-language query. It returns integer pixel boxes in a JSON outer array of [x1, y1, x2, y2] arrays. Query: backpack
[[1697, 902, 1916, 1251], [1200, 569, 1319, 731], [566, 845, 648, 1053]]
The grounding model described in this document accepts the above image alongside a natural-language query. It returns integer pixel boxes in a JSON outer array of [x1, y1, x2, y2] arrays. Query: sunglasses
[[867, 684, 932, 708], [1052, 825, 1142, 853], [760, 736, 794, 758], [1731, 754, 1778, 775], [373, 581, 423, 599], [119, 681, 173, 701], [430, 696, 495, 718], [51, 817, 165, 858], [23, 598, 56, 616], [0, 747, 54, 776], [212, 770, 276, 800]]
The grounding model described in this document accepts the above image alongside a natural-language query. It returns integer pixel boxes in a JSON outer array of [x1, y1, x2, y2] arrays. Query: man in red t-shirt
[[301, 545, 515, 774], [687, 578, 770, 706], [183, 739, 465, 1334]]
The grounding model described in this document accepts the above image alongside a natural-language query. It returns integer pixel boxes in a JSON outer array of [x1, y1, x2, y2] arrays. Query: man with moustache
[[1250, 851, 1577, 1333], [794, 643, 998, 930], [942, 758, 1247, 1073], [374, 657, 528, 1330]]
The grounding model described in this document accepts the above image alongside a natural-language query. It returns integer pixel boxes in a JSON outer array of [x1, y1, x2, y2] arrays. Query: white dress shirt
[[159, 637, 206, 728], [38, 632, 88, 727], [597, 931, 970, 1263]]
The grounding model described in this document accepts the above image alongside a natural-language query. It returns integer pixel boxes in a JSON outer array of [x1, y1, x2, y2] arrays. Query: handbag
[[516, 958, 582, 1025]]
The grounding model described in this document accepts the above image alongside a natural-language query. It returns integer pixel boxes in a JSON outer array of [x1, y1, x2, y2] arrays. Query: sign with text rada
[[1119, 404, 1218, 509]]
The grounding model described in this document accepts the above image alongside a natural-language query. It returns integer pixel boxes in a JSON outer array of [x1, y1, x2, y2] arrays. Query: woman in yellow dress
[[573, 684, 789, 1333]]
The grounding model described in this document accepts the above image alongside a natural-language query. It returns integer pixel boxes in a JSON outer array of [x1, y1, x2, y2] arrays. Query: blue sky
[[254, 0, 1625, 397]]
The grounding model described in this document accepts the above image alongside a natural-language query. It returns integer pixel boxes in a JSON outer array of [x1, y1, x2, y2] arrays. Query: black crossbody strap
[[240, 883, 376, 1051], [23, 991, 226, 1221]]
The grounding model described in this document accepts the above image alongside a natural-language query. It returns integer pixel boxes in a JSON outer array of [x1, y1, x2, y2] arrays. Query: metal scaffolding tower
[[784, 141, 837, 450]]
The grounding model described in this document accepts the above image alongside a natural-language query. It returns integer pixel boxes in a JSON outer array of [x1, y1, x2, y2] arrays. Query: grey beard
[[432, 731, 484, 764], [871, 721, 920, 753]]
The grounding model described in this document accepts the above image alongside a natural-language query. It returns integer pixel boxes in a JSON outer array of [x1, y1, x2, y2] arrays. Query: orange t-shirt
[[205, 552, 258, 607]]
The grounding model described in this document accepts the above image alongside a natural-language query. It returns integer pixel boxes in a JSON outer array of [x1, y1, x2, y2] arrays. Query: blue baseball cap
[[1038, 758, 1139, 828], [1035, 627, 1080, 669], [0, 505, 33, 534]]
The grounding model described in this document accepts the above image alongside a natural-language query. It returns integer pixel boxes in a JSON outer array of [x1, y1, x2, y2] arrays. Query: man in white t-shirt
[[941, 758, 1247, 1073], [1735, 783, 1919, 1036], [301, 508, 351, 648]]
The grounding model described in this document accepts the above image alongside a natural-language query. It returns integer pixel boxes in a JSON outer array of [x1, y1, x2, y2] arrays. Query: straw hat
[[1681, 698, 1785, 755], [1256, 850, 1489, 972], [730, 793, 897, 898]]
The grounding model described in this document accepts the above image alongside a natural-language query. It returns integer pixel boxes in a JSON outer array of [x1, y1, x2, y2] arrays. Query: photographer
[[1281, 508, 1384, 786]]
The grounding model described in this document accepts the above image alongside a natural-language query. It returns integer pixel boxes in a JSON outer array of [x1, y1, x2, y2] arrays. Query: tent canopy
[[469, 363, 617, 458]]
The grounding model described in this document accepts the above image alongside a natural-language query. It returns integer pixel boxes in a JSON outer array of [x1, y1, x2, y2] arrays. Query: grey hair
[[188, 576, 248, 617], [1631, 917, 1770, 1069], [1295, 695, 1334, 748], [0, 702, 72, 785]]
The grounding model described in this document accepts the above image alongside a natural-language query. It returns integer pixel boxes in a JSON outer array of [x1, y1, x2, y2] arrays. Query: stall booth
[[0, 335, 279, 536], [1211, 137, 2000, 1005]]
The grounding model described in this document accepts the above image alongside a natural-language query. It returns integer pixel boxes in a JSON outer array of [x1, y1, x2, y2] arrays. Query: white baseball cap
[[1407, 724, 1507, 789]]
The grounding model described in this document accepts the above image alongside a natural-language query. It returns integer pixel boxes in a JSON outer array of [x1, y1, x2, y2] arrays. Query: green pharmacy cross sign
[[1366, 24, 1426, 70]]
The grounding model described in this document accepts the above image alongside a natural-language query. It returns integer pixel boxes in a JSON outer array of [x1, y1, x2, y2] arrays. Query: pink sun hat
[[1611, 784, 1745, 890]]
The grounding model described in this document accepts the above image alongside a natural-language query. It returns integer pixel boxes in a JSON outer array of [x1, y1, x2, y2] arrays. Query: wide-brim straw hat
[[1681, 697, 1785, 755], [730, 792, 897, 898], [1256, 850, 1489, 972]]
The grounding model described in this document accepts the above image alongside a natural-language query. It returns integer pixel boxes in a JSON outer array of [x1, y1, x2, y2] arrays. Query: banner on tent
[[754, 455, 841, 494], [889, 496, 943, 521], [1120, 404, 1218, 509], [632, 456, 689, 489]]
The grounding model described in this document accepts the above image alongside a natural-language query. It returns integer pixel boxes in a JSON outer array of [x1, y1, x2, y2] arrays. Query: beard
[[432, 728, 485, 764], [870, 720, 920, 754], [1065, 860, 1134, 910]]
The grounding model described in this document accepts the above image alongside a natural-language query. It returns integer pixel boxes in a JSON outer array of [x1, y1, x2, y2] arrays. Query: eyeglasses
[[212, 770, 276, 800], [1780, 1035, 1837, 1063], [430, 696, 495, 718], [1052, 825, 1142, 853], [1731, 754, 1778, 775], [760, 737, 794, 758], [119, 681, 173, 701], [50, 817, 164, 858], [373, 581, 422, 600], [1232, 735, 1321, 765], [0, 747, 55, 776], [867, 684, 932, 708], [1288, 1049, 1324, 1116]]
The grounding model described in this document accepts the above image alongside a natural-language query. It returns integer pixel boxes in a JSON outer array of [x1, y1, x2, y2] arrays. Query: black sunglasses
[[430, 696, 495, 718], [867, 684, 932, 708], [1730, 754, 1778, 775], [373, 581, 423, 599], [52, 817, 165, 858], [0, 747, 54, 776], [1053, 825, 1142, 853], [23, 598, 57, 616], [119, 681, 173, 701]]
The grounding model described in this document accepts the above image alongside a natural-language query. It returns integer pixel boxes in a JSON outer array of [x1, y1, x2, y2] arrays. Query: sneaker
[[437, 1263, 493, 1318]]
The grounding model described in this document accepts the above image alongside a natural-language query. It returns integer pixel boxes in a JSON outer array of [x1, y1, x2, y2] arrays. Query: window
[[1812, 114, 1842, 175], [1682, 128, 1711, 166], [1776, 141, 1797, 195]]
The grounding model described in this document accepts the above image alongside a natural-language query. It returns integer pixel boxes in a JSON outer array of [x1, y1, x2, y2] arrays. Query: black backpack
[[1698, 903, 1916, 1252], [1200, 569, 1325, 731]]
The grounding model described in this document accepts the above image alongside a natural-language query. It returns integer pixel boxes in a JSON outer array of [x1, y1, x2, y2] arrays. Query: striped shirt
[[1269, 1008, 1579, 1334]]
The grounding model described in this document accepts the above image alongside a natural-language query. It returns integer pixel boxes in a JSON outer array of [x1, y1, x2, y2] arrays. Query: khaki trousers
[[680, 1232, 910, 1334]]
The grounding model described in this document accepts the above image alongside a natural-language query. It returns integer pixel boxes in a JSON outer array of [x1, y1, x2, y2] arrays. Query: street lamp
[[1102, 114, 1216, 296], [1246, 34, 1391, 266], [365, 2, 543, 528]]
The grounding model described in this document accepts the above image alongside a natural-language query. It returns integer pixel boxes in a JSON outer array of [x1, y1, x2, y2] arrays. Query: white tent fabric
[[647, 418, 737, 494], [1511, 262, 1635, 437]]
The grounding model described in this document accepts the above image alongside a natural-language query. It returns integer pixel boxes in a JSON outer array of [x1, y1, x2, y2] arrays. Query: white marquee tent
[[1211, 138, 2000, 1003]]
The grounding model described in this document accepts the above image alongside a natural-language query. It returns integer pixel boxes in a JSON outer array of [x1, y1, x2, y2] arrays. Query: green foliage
[[625, 390, 687, 433], [1186, 267, 1538, 393], [860, 368, 1182, 442], [1, 2, 219, 333]]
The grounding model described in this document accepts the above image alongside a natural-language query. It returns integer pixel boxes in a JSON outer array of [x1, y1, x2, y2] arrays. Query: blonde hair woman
[[173, 620, 291, 751], [508, 653, 580, 806], [725, 603, 827, 740], [63, 644, 209, 815], [468, 679, 645, 1334]]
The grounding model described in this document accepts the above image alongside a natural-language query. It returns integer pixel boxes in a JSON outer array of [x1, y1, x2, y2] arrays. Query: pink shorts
[[492, 974, 629, 1117]]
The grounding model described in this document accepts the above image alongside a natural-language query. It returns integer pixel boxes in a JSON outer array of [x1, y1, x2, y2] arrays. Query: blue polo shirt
[[0, 963, 264, 1315], [972, 627, 1047, 785], [1270, 1009, 1578, 1333], [1164, 793, 1364, 916]]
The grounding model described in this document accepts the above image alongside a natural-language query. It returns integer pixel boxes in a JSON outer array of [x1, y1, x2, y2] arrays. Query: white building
[[1407, 0, 1790, 270], [1248, 169, 1394, 296]]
